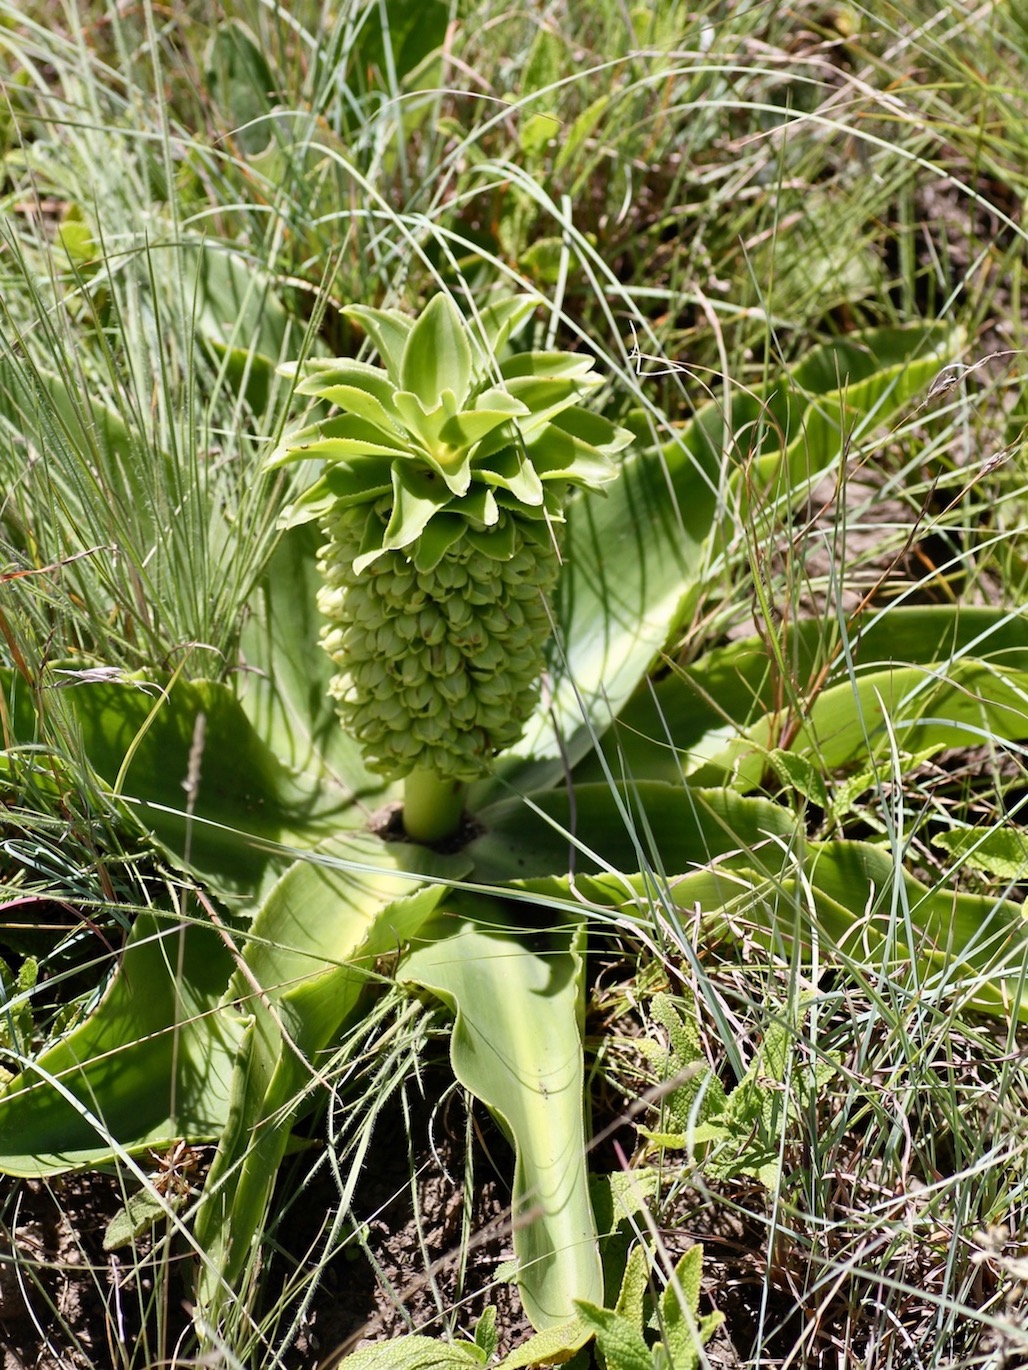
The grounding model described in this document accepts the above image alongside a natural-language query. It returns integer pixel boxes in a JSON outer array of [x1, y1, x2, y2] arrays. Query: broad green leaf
[[806, 840, 1028, 1019], [393, 389, 453, 459], [465, 515, 516, 560], [268, 414, 408, 466], [473, 295, 540, 357], [526, 408, 628, 483], [595, 604, 1028, 786], [496, 1317, 591, 1369], [379, 461, 455, 556], [411, 514, 467, 571], [821, 850, 1016, 1017], [521, 26, 565, 115], [315, 383, 403, 434], [104, 1185, 185, 1252], [592, 1169, 660, 1308], [649, 994, 702, 1083], [321, 458, 395, 504], [731, 339, 950, 525], [26, 669, 360, 897], [194, 833, 466, 1316], [237, 522, 388, 815], [475, 445, 545, 504], [933, 827, 1028, 880], [790, 327, 939, 391], [519, 115, 561, 161], [346, 0, 450, 89], [555, 92, 612, 177], [456, 485, 502, 527], [671, 1249, 707, 1309], [0, 957, 36, 1068], [493, 787, 1028, 1023], [192, 245, 298, 414], [296, 358, 399, 409], [504, 376, 590, 425], [344, 305, 413, 384], [474, 1306, 499, 1359], [574, 1303, 651, 1370], [500, 351, 596, 381], [57, 216, 95, 267], [438, 406, 528, 453], [614, 1244, 649, 1330], [514, 324, 957, 774], [765, 749, 830, 809], [0, 914, 241, 1175], [339, 1337, 485, 1369], [284, 427, 409, 462], [648, 994, 728, 1132], [759, 849, 1027, 1019], [469, 385, 529, 415], [688, 659, 1028, 791], [660, 1246, 724, 1370], [401, 294, 473, 408], [707, 1018, 793, 1191], [639, 996, 815, 1192], [470, 782, 799, 884], [398, 896, 603, 1328]]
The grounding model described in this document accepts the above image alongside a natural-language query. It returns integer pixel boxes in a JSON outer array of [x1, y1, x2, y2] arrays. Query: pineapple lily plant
[[269, 292, 631, 841], [7, 290, 1028, 1364]]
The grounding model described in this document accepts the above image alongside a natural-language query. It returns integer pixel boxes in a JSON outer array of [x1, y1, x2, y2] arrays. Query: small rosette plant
[[268, 293, 631, 841]]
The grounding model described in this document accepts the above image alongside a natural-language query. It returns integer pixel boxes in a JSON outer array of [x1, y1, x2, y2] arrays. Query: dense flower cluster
[[270, 293, 630, 780], [319, 501, 560, 778]]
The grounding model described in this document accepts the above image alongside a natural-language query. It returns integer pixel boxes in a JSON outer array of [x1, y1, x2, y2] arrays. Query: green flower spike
[[268, 293, 631, 843]]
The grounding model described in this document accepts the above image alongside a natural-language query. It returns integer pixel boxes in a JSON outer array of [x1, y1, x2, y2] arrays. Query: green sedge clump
[[269, 293, 630, 793]]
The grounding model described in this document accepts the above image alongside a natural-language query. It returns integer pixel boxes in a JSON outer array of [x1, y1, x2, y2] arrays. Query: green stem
[[403, 769, 467, 844]]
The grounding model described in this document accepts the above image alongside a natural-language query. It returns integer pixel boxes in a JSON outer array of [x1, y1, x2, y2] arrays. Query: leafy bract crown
[[268, 293, 630, 574]]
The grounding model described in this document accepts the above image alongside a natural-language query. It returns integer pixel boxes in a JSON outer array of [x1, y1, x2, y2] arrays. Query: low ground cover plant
[[4, 2, 1028, 1367]]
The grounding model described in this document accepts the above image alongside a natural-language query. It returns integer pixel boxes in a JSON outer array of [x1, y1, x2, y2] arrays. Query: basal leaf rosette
[[268, 293, 630, 812]]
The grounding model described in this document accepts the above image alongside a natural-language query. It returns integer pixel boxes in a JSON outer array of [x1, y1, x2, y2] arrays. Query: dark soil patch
[[274, 1080, 534, 1367], [0, 1169, 194, 1370], [0, 1084, 532, 1369]]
